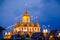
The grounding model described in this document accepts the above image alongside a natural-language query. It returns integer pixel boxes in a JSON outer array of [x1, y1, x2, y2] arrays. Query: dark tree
[[0, 26, 5, 39], [0, 26, 5, 33]]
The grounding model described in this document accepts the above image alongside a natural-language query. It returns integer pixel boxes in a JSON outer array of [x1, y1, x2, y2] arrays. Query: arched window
[[24, 27, 26, 30], [38, 28, 39, 30], [22, 28, 23, 30], [35, 28, 36, 30], [30, 28, 31, 31]]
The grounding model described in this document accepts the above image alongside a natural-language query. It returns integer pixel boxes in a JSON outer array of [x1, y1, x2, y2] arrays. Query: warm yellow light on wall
[[50, 35, 53, 38], [22, 15, 30, 23], [23, 16, 28, 22]]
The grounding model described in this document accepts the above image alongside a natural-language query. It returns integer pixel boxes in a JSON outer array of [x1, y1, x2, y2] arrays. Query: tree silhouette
[[0, 26, 5, 33]]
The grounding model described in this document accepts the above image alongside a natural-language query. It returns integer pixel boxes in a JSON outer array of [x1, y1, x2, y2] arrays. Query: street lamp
[[59, 33, 60, 36], [4, 32, 8, 39], [8, 32, 10, 35], [57, 33, 60, 38], [5, 32, 7, 35], [43, 29, 48, 40], [43, 29, 48, 34]]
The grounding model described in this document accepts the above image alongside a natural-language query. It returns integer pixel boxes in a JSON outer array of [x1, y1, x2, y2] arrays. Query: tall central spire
[[22, 10, 30, 23], [23, 9, 29, 16]]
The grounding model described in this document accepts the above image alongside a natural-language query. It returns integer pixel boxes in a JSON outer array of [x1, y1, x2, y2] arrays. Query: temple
[[4, 10, 40, 39]]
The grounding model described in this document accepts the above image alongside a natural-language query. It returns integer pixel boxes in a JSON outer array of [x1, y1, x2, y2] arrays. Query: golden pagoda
[[4, 10, 40, 39]]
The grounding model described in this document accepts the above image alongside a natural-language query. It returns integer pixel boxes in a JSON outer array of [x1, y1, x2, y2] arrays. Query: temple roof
[[35, 21, 40, 27], [23, 10, 30, 16]]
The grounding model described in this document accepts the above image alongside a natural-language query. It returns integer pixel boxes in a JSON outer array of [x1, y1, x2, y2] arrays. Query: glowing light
[[57, 33, 60, 37], [17, 29, 20, 32], [5, 32, 7, 35], [24, 30, 27, 32], [23, 16, 27, 22], [50, 35, 53, 38], [8, 32, 10, 35], [24, 27, 27, 32], [59, 33, 60, 36], [43, 29, 48, 33]]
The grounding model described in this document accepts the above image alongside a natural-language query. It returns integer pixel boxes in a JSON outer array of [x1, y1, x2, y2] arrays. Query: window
[[38, 28, 39, 30], [35, 28, 36, 30], [30, 28, 31, 31], [34, 28, 37, 32], [22, 28, 23, 30], [24, 27, 27, 32]]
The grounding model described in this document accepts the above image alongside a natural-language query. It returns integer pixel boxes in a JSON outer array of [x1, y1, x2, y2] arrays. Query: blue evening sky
[[0, 0, 60, 30]]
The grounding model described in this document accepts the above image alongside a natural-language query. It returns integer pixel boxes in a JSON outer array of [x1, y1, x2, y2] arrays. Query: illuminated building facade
[[4, 10, 40, 39]]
